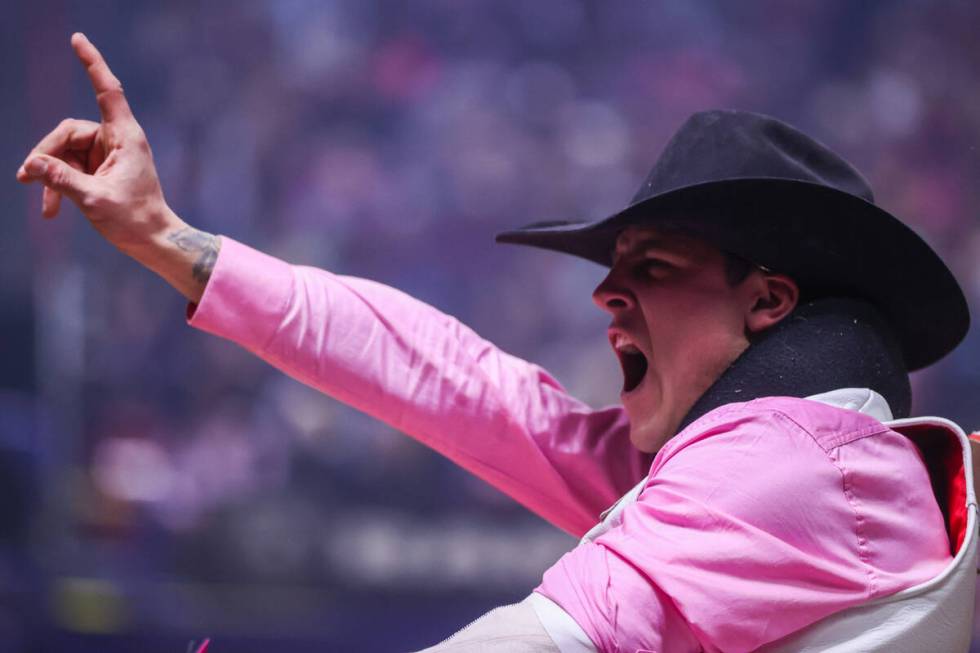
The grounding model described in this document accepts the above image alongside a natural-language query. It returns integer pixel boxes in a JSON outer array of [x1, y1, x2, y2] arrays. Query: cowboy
[[17, 34, 978, 652]]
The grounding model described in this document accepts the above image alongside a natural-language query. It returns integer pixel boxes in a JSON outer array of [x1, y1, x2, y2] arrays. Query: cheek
[[661, 331, 729, 383], [645, 297, 746, 377], [676, 285, 746, 335]]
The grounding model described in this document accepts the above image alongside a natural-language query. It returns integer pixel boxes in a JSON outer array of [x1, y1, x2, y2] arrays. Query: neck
[[676, 296, 911, 433]]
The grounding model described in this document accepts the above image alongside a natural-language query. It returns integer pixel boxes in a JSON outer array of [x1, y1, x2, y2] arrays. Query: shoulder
[[644, 397, 875, 520], [628, 399, 878, 567], [657, 395, 888, 464]]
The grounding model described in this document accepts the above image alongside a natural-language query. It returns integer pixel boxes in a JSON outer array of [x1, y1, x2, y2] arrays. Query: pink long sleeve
[[186, 236, 652, 537]]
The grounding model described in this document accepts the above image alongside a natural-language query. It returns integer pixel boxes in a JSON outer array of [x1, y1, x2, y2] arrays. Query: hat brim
[[495, 178, 969, 371]]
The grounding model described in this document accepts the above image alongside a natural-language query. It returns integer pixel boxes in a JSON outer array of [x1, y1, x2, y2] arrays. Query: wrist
[[121, 204, 187, 263], [129, 208, 222, 304]]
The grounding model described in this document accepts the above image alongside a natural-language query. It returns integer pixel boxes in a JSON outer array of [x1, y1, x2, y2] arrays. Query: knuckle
[[127, 125, 150, 148], [48, 165, 68, 187], [48, 165, 71, 189], [80, 189, 108, 212]]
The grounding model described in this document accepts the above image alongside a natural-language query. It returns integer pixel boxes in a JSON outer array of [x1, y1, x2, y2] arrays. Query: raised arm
[[17, 34, 650, 537]]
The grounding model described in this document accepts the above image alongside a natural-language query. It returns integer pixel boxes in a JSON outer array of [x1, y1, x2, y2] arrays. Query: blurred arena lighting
[[322, 512, 575, 590], [51, 577, 128, 634], [869, 70, 922, 136], [92, 437, 173, 503], [503, 60, 577, 125], [558, 99, 631, 168]]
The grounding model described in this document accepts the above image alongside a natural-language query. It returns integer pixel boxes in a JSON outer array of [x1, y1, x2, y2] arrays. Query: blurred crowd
[[4, 0, 980, 650]]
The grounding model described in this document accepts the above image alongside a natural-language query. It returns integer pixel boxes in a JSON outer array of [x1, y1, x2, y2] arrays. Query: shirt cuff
[[185, 235, 295, 353]]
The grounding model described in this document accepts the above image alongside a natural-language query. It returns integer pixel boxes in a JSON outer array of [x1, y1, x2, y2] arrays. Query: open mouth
[[619, 348, 649, 394]]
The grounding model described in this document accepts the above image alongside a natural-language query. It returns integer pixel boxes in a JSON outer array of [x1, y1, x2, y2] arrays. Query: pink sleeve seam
[[767, 408, 879, 600]]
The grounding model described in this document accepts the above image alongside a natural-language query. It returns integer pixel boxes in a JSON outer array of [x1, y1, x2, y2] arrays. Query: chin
[[629, 422, 666, 454]]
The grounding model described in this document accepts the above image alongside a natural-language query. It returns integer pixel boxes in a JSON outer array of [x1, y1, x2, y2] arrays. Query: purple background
[[3, 1, 980, 650]]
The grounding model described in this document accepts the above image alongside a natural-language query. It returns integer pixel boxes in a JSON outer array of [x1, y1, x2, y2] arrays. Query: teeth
[[612, 333, 641, 354]]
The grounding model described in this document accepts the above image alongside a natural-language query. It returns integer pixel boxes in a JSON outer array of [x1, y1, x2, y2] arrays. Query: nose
[[592, 268, 634, 313]]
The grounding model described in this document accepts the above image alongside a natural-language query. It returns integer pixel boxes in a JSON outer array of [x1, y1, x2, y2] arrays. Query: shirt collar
[[804, 387, 893, 422]]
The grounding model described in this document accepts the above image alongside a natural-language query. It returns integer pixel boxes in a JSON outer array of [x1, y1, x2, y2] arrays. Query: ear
[[745, 273, 799, 334]]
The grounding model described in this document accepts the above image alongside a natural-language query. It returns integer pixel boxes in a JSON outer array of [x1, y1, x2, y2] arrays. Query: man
[[17, 34, 978, 651]]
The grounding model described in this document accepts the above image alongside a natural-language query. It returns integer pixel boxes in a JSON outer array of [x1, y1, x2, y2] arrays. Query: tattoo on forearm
[[166, 227, 220, 284]]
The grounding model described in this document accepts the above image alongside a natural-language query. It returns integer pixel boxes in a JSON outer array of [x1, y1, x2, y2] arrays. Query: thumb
[[24, 154, 95, 205]]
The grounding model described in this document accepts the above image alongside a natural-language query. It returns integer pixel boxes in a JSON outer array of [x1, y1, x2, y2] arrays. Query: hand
[[16, 32, 177, 257]]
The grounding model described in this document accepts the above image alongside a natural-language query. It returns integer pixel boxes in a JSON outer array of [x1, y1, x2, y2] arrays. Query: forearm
[[127, 207, 221, 304]]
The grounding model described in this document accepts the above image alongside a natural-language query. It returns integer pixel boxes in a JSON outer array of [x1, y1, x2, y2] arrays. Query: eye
[[636, 258, 671, 277]]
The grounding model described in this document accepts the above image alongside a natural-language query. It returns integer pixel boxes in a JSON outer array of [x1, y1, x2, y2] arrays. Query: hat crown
[[632, 110, 875, 206]]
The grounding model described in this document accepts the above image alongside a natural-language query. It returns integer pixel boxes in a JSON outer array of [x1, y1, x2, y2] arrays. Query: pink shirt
[[186, 236, 952, 652]]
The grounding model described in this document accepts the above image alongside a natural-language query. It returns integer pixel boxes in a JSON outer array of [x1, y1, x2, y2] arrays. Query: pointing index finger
[[71, 32, 135, 124]]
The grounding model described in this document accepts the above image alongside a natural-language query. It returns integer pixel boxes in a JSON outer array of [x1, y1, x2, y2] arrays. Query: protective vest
[[756, 417, 978, 652]]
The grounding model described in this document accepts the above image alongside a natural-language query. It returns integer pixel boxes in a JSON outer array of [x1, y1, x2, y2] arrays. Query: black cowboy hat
[[495, 109, 969, 371]]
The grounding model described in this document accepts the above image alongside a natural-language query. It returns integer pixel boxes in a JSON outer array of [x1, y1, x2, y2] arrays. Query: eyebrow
[[611, 236, 681, 264]]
